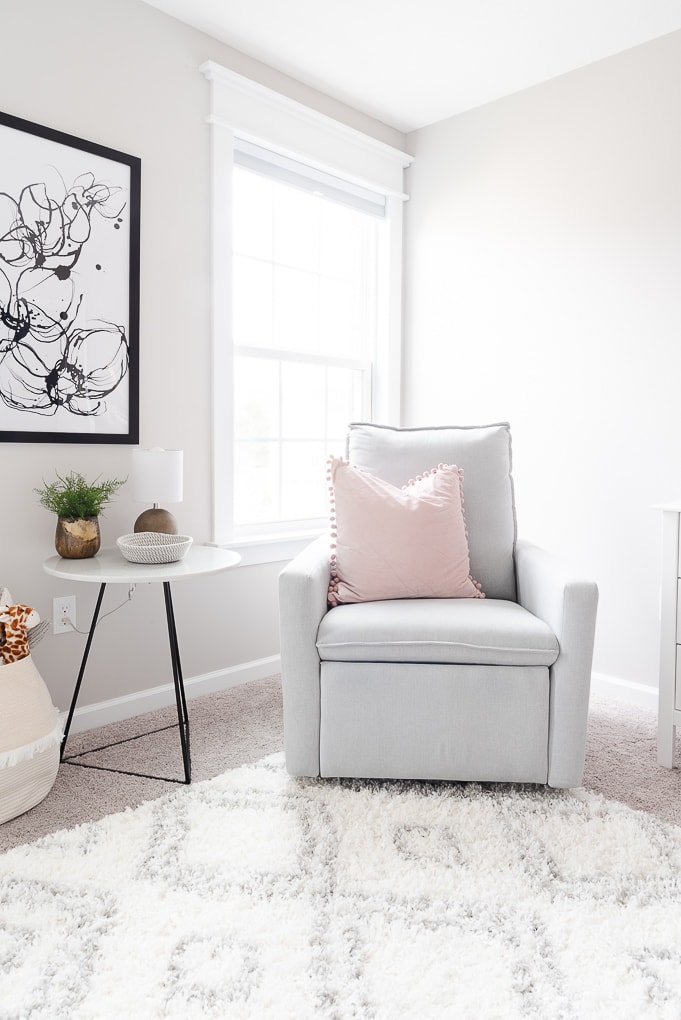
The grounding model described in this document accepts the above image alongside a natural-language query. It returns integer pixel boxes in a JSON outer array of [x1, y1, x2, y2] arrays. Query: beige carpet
[[0, 675, 284, 852], [0, 677, 679, 852], [582, 691, 681, 827]]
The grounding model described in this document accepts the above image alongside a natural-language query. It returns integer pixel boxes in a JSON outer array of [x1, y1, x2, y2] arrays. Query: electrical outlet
[[53, 595, 76, 634]]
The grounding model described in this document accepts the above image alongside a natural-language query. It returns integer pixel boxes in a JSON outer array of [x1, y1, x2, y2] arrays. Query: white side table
[[43, 544, 240, 784], [655, 504, 681, 768]]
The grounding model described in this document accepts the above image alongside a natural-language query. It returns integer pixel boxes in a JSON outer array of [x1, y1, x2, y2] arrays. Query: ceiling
[[141, 0, 681, 132]]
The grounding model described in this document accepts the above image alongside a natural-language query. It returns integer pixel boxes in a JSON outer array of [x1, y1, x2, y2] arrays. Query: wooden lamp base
[[133, 507, 178, 535]]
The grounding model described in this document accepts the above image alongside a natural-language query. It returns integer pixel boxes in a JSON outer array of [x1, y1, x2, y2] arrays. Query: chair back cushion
[[346, 422, 517, 600]]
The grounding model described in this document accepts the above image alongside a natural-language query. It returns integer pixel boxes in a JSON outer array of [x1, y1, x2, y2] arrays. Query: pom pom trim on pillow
[[327, 457, 484, 606]]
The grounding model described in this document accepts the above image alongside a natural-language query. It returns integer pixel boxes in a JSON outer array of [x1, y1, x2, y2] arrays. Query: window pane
[[274, 266, 319, 352], [232, 168, 273, 260], [320, 275, 356, 355], [280, 362, 326, 439], [274, 186, 320, 272], [326, 366, 365, 438], [320, 202, 362, 277], [281, 441, 327, 521], [234, 441, 280, 526], [233, 256, 273, 348], [234, 357, 279, 440]]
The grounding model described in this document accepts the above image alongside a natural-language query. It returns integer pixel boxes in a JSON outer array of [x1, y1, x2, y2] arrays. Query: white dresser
[[656, 503, 681, 767]]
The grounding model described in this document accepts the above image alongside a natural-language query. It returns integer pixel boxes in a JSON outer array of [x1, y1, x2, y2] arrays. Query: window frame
[[200, 61, 412, 564]]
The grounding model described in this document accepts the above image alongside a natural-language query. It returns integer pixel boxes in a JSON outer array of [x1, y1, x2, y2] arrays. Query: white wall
[[404, 30, 681, 696], [0, 0, 405, 719]]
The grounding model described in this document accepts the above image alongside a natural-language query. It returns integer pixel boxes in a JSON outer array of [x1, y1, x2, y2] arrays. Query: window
[[201, 62, 412, 563], [232, 143, 381, 530]]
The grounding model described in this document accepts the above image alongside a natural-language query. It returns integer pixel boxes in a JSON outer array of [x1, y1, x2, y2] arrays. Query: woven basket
[[116, 533, 193, 564]]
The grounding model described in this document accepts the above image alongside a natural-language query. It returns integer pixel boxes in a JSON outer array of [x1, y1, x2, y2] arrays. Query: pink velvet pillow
[[327, 457, 484, 606]]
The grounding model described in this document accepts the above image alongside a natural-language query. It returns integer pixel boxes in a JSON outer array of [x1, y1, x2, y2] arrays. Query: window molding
[[200, 60, 413, 555], [200, 61, 411, 198]]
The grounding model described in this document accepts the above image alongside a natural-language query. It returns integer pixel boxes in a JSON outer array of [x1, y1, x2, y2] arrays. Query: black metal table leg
[[163, 581, 191, 784], [60, 582, 107, 760]]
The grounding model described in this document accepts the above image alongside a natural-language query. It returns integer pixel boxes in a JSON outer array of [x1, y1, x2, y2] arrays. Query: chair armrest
[[278, 535, 331, 776], [515, 539, 599, 788]]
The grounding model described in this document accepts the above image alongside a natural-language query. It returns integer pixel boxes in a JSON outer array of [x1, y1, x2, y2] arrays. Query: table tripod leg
[[60, 582, 107, 761], [163, 581, 191, 783]]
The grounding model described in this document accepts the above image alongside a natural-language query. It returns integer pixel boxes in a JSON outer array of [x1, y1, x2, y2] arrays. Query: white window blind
[[234, 139, 387, 217]]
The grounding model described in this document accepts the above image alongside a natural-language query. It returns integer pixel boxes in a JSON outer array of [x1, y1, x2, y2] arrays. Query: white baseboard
[[590, 671, 658, 713], [64, 655, 281, 734]]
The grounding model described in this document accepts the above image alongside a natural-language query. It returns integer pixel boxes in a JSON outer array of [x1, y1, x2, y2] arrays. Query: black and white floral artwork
[[0, 112, 139, 443]]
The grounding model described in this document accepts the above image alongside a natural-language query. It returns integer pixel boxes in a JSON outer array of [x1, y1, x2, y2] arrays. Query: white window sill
[[208, 530, 324, 566]]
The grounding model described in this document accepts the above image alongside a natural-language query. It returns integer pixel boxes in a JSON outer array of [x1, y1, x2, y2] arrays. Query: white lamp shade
[[131, 448, 183, 504]]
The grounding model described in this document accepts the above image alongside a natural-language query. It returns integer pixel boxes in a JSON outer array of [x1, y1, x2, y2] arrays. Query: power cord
[[63, 584, 136, 635]]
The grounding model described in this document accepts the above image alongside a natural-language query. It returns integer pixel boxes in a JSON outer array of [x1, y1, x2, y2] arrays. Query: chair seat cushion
[[317, 598, 559, 667]]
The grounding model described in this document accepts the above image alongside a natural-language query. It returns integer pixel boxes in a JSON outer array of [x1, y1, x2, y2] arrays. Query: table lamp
[[131, 447, 183, 534]]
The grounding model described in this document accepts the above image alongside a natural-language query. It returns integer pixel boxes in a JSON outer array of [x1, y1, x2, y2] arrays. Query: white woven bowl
[[116, 533, 193, 564]]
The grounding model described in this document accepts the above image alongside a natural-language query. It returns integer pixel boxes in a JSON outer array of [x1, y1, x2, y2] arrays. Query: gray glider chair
[[279, 423, 598, 788]]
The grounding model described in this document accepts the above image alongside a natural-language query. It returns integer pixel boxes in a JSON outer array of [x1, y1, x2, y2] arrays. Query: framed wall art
[[0, 110, 140, 444]]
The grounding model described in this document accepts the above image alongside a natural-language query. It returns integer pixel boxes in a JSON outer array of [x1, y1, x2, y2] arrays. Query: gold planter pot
[[55, 516, 101, 559]]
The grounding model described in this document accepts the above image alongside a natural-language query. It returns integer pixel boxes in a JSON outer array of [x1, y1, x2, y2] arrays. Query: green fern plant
[[35, 471, 126, 519]]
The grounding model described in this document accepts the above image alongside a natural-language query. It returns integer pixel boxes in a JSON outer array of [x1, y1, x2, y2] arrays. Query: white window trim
[[200, 61, 413, 564]]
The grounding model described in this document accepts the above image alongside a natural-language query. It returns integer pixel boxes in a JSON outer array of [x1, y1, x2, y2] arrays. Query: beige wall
[[0, 0, 405, 717], [6, 0, 676, 714], [404, 30, 681, 695]]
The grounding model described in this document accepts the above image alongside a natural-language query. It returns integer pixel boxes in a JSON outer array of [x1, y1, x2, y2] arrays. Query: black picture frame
[[0, 110, 140, 444]]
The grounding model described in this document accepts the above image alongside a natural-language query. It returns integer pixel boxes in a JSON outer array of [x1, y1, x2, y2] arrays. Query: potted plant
[[35, 471, 126, 559]]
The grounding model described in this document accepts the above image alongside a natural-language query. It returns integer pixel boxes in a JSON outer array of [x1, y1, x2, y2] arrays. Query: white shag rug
[[2, 754, 681, 1020]]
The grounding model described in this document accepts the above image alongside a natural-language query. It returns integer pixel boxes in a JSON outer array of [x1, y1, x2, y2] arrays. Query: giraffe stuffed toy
[[0, 603, 41, 665], [0, 586, 61, 824], [0, 586, 48, 657]]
